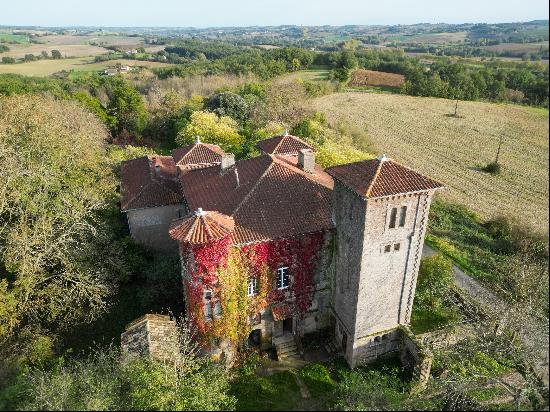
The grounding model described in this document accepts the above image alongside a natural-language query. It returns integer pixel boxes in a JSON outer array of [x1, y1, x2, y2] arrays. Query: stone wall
[[121, 314, 180, 362], [126, 204, 183, 252], [399, 326, 433, 393], [331, 178, 436, 367]]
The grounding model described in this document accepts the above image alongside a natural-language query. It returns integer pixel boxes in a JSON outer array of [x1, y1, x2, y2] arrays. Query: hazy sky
[[1, 0, 548, 27]]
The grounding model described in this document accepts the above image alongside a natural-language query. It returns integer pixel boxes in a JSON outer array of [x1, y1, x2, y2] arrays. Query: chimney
[[220, 153, 235, 174], [298, 149, 315, 174]]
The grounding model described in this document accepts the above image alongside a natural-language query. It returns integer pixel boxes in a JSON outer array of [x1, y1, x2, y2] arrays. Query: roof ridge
[[201, 215, 213, 240], [365, 158, 384, 197], [272, 135, 285, 154], [232, 156, 275, 216]]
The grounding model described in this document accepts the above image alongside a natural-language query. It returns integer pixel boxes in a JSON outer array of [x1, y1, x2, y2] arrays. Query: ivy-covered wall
[[178, 230, 333, 349]]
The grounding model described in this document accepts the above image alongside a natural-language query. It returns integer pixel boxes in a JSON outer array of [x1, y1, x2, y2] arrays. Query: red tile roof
[[326, 156, 444, 199], [169, 209, 235, 245], [179, 154, 334, 245], [120, 156, 183, 211], [172, 143, 225, 168], [256, 134, 314, 156]]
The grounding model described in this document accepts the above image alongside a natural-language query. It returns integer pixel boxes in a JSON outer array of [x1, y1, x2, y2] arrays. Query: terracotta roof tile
[[326, 157, 444, 199], [169, 210, 234, 245], [179, 154, 333, 245], [120, 156, 183, 211], [257, 135, 314, 156], [172, 143, 225, 167]]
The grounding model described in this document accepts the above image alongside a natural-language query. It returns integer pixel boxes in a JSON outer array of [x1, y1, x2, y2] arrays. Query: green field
[[0, 33, 30, 44]]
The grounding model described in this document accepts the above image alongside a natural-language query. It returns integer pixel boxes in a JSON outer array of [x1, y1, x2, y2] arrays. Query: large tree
[[176, 110, 243, 154], [0, 95, 124, 341]]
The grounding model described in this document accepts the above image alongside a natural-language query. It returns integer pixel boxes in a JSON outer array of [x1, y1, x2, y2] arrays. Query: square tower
[[327, 156, 444, 367]]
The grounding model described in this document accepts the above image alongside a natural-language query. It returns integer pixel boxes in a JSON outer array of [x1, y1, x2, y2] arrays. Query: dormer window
[[276, 267, 289, 289]]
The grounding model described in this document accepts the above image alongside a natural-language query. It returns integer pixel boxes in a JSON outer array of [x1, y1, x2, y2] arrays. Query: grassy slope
[[312, 92, 549, 231]]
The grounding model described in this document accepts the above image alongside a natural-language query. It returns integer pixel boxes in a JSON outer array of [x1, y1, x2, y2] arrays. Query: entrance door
[[283, 317, 293, 334]]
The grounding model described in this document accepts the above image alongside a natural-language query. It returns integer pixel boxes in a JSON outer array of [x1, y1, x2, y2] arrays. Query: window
[[394, 243, 401, 251], [389, 207, 398, 228], [213, 301, 222, 318], [276, 267, 290, 289], [204, 290, 212, 301], [247, 277, 258, 296], [384, 245, 391, 253], [204, 302, 212, 319], [399, 206, 407, 227]]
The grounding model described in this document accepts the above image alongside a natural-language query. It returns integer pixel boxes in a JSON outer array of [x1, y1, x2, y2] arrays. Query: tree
[[105, 76, 148, 135], [17, 328, 236, 411], [51, 49, 62, 59], [1, 56, 15, 64], [0, 95, 125, 341], [176, 110, 244, 153], [206, 92, 249, 125]]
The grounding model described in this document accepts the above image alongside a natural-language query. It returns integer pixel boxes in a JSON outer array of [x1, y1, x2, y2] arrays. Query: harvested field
[[0, 57, 172, 76], [480, 41, 549, 54], [312, 92, 549, 230], [348, 69, 405, 88]]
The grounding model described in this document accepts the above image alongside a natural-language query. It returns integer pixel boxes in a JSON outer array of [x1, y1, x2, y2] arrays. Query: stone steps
[[323, 338, 341, 355], [274, 333, 300, 360]]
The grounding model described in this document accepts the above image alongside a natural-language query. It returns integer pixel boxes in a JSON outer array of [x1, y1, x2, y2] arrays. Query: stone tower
[[326, 156, 444, 367]]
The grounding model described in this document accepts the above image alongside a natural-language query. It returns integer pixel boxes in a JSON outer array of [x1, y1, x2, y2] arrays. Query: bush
[[1, 56, 16, 64], [415, 254, 454, 311], [206, 92, 249, 125], [481, 161, 501, 174]]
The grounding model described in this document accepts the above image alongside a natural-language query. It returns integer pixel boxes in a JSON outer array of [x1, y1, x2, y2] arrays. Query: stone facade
[[126, 205, 184, 252], [121, 314, 180, 361], [331, 179, 436, 367]]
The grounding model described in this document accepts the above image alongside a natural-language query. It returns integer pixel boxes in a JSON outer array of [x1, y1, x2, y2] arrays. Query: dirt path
[[422, 244, 549, 387]]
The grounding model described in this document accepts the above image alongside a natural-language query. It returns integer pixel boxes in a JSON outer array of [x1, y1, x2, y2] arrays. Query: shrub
[[481, 161, 501, 174], [206, 92, 249, 125], [1, 56, 16, 64], [415, 254, 454, 311], [176, 110, 244, 153]]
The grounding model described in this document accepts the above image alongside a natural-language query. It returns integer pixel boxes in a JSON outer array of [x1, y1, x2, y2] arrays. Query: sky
[[1, 0, 548, 28]]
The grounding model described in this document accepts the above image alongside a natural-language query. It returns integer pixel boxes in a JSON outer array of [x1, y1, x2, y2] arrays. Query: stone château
[[120, 133, 443, 366]]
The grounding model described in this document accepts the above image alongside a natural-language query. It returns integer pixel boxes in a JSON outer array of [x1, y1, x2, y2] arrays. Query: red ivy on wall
[[181, 231, 326, 346]]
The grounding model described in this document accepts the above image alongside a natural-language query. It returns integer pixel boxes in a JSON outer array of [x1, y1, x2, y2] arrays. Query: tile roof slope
[[179, 154, 334, 245], [120, 156, 183, 211], [326, 157, 444, 198], [256, 134, 314, 155], [172, 143, 225, 166], [169, 210, 235, 245]]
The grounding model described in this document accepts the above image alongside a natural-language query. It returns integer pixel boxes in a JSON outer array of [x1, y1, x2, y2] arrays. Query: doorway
[[248, 329, 262, 348], [283, 317, 293, 334]]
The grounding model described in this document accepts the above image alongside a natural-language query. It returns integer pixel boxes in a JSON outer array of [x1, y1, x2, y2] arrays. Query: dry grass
[[312, 92, 549, 230], [348, 69, 405, 88], [0, 58, 172, 76], [480, 41, 549, 53], [1, 44, 107, 59]]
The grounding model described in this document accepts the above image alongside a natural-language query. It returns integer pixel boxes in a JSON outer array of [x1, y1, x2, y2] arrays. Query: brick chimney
[[220, 153, 235, 174], [298, 149, 315, 173]]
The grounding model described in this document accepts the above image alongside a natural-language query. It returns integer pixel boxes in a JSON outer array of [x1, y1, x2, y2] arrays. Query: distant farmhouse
[[104, 65, 132, 76], [120, 134, 443, 367]]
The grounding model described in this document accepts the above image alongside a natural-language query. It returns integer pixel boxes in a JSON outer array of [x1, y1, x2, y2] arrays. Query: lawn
[[230, 357, 412, 411], [312, 92, 549, 231]]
